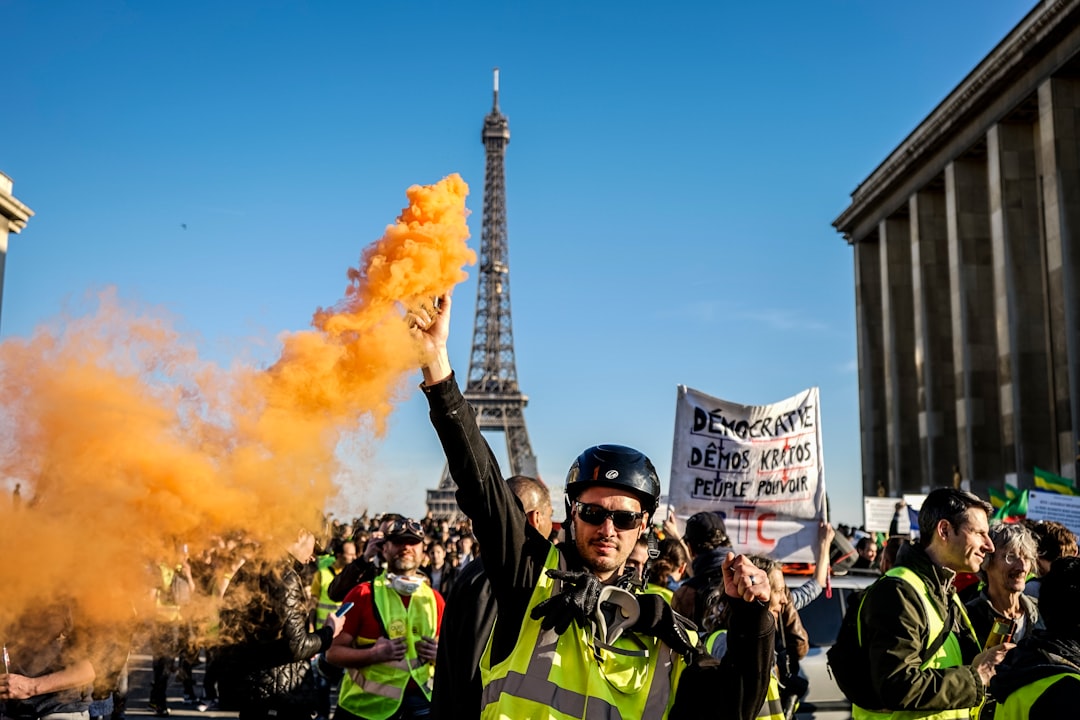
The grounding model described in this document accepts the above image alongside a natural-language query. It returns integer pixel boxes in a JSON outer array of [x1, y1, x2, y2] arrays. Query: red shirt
[[341, 579, 445, 641]]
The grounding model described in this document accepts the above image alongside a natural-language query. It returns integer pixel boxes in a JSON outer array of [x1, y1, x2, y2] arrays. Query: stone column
[[911, 185, 959, 490], [0, 172, 34, 333], [988, 120, 1056, 481], [945, 154, 1002, 497], [1038, 76, 1080, 480], [855, 234, 888, 496], [879, 214, 920, 494]]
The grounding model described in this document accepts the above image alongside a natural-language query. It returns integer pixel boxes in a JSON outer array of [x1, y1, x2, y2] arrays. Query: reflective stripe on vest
[[479, 545, 688, 719], [996, 672, 1080, 720], [852, 566, 978, 720], [336, 573, 438, 720], [705, 630, 784, 720], [315, 565, 340, 625]]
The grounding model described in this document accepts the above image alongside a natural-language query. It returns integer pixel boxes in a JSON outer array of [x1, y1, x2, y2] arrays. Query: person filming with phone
[[326, 517, 444, 720]]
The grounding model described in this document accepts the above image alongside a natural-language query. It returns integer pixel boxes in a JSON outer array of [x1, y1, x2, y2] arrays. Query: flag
[[1033, 467, 1077, 495], [988, 487, 1007, 510], [1005, 483, 1020, 500], [993, 489, 1029, 520]]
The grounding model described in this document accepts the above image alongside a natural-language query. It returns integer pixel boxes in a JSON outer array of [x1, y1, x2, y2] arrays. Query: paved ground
[[125, 654, 236, 720]]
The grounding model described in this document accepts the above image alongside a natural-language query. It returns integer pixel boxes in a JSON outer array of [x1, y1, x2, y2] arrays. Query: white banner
[[1027, 490, 1080, 537], [668, 385, 826, 562]]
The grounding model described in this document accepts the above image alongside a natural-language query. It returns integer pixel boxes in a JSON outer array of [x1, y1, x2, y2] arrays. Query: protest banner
[[864, 497, 904, 534], [668, 385, 825, 562], [1027, 490, 1080, 537]]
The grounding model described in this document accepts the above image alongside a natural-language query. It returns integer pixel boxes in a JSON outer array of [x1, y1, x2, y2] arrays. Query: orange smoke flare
[[0, 174, 474, 637]]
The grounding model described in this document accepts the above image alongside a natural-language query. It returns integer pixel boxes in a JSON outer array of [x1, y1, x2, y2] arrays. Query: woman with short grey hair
[[964, 522, 1044, 646]]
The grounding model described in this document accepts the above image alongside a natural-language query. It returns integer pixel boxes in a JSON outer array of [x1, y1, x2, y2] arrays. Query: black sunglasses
[[573, 502, 644, 531]]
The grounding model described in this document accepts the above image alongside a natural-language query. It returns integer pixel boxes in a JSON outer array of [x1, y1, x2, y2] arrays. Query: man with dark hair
[[991, 556, 1080, 717], [852, 536, 878, 570], [853, 488, 1010, 718], [431, 475, 552, 720], [671, 511, 733, 629]]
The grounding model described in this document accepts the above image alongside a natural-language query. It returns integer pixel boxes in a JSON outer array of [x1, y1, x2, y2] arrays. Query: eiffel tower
[[426, 69, 537, 519]]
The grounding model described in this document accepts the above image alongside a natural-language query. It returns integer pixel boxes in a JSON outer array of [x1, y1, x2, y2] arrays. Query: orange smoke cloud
[[0, 174, 474, 633]]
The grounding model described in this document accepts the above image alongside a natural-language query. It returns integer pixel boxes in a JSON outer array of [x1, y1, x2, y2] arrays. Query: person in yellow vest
[[314, 540, 359, 625], [326, 517, 445, 720], [311, 539, 357, 720], [990, 555, 1080, 718], [409, 294, 775, 720], [854, 488, 1013, 719], [148, 544, 199, 717]]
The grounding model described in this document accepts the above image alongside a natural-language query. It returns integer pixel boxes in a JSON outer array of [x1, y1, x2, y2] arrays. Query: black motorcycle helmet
[[564, 444, 661, 523]]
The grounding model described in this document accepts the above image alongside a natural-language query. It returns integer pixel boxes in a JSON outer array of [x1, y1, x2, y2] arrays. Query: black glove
[[632, 592, 700, 658], [530, 569, 603, 635]]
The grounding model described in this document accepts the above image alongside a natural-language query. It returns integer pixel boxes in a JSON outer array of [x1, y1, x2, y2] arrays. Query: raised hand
[[722, 551, 771, 603]]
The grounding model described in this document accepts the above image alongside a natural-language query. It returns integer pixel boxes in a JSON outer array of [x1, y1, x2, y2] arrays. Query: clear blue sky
[[1, 1, 1033, 528]]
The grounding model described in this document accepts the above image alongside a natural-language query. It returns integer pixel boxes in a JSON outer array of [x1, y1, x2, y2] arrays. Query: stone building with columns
[[834, 0, 1080, 498], [0, 172, 33, 332]]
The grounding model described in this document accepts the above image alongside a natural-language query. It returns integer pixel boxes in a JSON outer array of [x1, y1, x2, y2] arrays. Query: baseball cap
[[683, 511, 730, 548], [385, 518, 424, 544]]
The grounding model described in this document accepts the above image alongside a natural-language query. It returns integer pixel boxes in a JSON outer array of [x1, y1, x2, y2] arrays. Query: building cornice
[[0, 173, 33, 234], [833, 0, 1079, 242]]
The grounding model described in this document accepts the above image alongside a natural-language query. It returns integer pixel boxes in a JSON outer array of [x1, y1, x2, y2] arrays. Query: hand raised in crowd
[[362, 532, 384, 561], [972, 642, 1015, 686], [663, 513, 680, 540], [370, 636, 407, 664], [416, 635, 438, 664], [409, 293, 454, 384], [722, 551, 771, 604], [820, 520, 836, 548]]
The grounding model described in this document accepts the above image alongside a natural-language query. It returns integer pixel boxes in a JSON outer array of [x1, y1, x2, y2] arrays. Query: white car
[[790, 571, 879, 720]]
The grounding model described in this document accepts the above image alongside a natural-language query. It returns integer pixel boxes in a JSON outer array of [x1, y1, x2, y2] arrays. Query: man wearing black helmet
[[409, 295, 774, 720]]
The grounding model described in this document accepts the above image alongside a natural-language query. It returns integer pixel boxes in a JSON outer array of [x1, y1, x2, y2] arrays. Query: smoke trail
[[0, 174, 474, 638]]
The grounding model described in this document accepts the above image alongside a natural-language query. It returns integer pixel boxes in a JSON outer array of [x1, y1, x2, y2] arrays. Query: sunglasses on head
[[573, 501, 644, 531]]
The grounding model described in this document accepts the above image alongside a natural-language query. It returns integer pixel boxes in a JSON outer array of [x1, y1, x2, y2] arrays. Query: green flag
[[993, 489, 1029, 520], [1005, 483, 1020, 500], [1034, 467, 1077, 495], [988, 487, 1007, 509]]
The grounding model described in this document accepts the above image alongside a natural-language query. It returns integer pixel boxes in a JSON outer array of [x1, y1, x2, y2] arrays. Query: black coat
[[214, 556, 334, 715]]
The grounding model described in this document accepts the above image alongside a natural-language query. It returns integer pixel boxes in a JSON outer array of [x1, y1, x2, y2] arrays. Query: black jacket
[[963, 589, 1042, 647], [424, 375, 773, 720], [430, 557, 494, 720], [858, 543, 984, 712], [990, 632, 1080, 718], [214, 556, 335, 713]]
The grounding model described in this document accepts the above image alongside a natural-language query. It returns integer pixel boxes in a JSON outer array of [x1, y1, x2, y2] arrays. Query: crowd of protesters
[[4, 488, 1080, 720], [5, 293, 1080, 720]]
